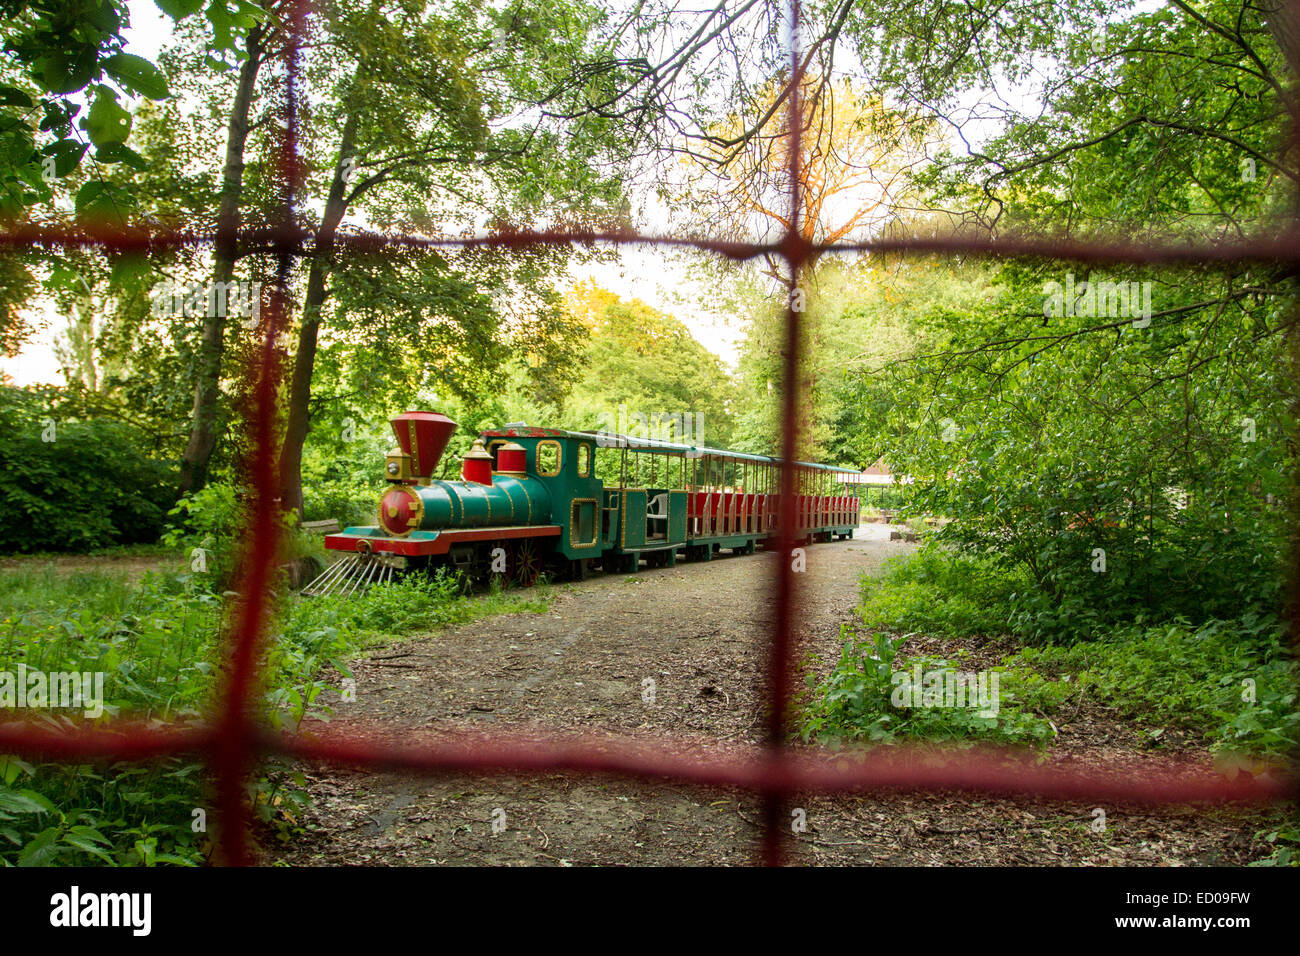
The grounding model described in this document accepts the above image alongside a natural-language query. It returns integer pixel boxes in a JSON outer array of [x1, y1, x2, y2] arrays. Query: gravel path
[[271, 527, 1289, 866]]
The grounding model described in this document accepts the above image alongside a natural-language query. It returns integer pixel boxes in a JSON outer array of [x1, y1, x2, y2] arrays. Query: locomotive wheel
[[511, 539, 542, 587]]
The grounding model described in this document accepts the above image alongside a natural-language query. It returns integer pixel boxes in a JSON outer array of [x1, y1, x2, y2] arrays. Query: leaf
[[17, 827, 61, 866], [62, 833, 115, 864], [154, 0, 205, 18], [0, 85, 34, 108], [67, 824, 110, 844], [94, 142, 149, 169], [0, 791, 47, 815], [102, 53, 169, 101], [41, 139, 89, 176], [34, 51, 97, 95], [0, 757, 33, 787], [82, 85, 131, 146], [16, 789, 56, 814], [75, 180, 134, 221]]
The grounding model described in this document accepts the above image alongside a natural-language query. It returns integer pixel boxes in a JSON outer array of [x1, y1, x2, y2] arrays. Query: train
[[305, 410, 861, 595]]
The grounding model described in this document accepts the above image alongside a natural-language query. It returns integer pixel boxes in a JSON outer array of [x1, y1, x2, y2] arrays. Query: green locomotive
[[310, 410, 860, 593]]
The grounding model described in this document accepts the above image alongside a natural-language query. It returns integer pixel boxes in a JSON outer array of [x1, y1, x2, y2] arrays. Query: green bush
[[1011, 614, 1299, 758], [162, 482, 326, 590], [857, 545, 1023, 637], [799, 625, 1058, 747], [0, 561, 552, 865], [0, 387, 174, 552], [301, 477, 377, 527], [838, 548, 1299, 758], [284, 569, 550, 645]]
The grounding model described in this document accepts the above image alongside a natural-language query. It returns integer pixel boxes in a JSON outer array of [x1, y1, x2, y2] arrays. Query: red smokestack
[[390, 411, 457, 478]]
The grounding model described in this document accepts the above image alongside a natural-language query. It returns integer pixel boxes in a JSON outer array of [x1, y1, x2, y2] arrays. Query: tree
[[177, 10, 273, 496], [689, 75, 935, 460], [274, 0, 630, 518], [858, 0, 1298, 636], [563, 289, 737, 447]]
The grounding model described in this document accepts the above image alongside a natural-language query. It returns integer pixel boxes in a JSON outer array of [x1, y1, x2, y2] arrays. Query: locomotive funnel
[[390, 410, 457, 478]]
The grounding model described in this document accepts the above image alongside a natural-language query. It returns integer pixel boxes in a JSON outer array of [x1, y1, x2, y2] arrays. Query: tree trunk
[[276, 112, 358, 519], [177, 24, 264, 498]]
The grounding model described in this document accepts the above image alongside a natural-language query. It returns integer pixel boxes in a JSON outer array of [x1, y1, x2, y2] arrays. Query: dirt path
[[272, 529, 1288, 866], [0, 552, 173, 582]]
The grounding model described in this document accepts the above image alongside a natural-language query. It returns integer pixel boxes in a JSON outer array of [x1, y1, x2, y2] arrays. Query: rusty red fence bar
[[0, 0, 1296, 867], [4, 223, 1300, 268], [1, 724, 1288, 807]]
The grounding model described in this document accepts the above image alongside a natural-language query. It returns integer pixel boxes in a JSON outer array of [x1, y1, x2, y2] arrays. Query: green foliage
[[857, 546, 1025, 638], [1011, 614, 1299, 758], [298, 418, 389, 527], [0, 755, 203, 866], [567, 295, 737, 447], [0, 559, 549, 865], [828, 548, 1299, 759], [162, 481, 329, 589], [840, 0, 1297, 639], [883, 285, 1292, 640], [0, 0, 263, 218], [1250, 819, 1300, 867], [0, 568, 221, 865], [0, 386, 174, 552], [799, 625, 1057, 748], [285, 570, 551, 647]]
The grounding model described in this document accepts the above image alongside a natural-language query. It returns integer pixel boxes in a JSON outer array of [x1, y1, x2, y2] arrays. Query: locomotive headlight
[[385, 448, 413, 481]]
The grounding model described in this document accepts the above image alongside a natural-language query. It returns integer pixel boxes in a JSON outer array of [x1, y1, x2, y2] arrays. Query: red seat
[[688, 492, 701, 536]]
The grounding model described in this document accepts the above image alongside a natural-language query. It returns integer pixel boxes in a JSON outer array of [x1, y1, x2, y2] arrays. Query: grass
[[0, 560, 552, 865], [0, 542, 175, 561]]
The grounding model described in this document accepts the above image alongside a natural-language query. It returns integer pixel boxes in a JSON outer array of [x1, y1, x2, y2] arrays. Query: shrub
[[799, 625, 1058, 747], [162, 482, 325, 590], [1011, 614, 1299, 758], [857, 545, 1023, 638], [0, 387, 174, 552]]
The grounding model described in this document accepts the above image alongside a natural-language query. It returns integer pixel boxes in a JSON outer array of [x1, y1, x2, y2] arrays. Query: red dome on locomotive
[[461, 438, 493, 484], [495, 441, 527, 475]]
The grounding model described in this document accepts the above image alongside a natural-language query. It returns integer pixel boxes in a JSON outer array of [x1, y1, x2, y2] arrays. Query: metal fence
[[0, 0, 1296, 866]]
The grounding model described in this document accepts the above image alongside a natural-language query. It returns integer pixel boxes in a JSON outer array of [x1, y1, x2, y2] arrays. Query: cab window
[[537, 440, 561, 477]]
